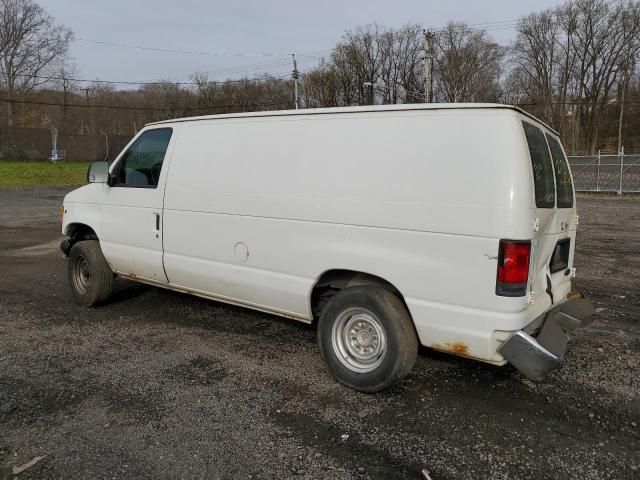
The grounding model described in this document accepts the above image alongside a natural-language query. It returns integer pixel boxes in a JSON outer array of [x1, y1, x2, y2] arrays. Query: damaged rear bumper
[[498, 292, 596, 382]]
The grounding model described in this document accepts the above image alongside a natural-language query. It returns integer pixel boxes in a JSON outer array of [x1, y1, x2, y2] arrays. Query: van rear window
[[523, 122, 555, 208], [546, 134, 574, 208]]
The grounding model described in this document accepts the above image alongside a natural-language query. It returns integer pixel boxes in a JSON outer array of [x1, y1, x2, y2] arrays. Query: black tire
[[317, 286, 418, 393], [67, 240, 114, 307]]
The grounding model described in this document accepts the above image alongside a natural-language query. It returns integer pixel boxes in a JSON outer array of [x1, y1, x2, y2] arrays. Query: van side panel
[[162, 110, 536, 362], [163, 111, 533, 237]]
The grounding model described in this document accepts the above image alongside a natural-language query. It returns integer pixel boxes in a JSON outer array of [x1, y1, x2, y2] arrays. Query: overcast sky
[[40, 0, 563, 86]]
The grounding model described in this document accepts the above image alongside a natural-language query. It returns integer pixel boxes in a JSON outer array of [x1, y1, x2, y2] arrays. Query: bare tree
[[306, 24, 423, 106], [433, 23, 505, 103], [512, 0, 640, 152], [331, 24, 387, 105], [139, 81, 191, 122], [379, 24, 424, 103], [395, 25, 425, 103], [0, 0, 72, 126], [0, 6, 638, 156], [511, 11, 563, 125], [565, 0, 640, 152], [302, 59, 342, 108], [191, 72, 219, 109]]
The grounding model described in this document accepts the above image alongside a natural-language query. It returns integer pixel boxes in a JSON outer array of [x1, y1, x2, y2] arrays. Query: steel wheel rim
[[72, 255, 91, 295], [331, 307, 387, 373]]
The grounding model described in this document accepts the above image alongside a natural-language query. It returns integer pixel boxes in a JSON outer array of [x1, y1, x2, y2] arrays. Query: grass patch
[[0, 161, 89, 189]]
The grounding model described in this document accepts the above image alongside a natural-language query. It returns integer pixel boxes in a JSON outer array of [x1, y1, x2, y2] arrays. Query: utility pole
[[423, 30, 434, 103], [80, 87, 91, 134], [363, 82, 374, 105], [617, 62, 632, 155], [291, 53, 300, 110]]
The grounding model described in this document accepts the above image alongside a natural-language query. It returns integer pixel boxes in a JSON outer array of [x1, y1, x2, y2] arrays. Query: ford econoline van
[[61, 104, 595, 392]]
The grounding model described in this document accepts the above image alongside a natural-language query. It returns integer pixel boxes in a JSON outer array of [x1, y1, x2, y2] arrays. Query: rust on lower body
[[430, 342, 471, 357]]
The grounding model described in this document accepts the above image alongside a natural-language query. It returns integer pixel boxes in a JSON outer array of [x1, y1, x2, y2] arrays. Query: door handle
[[154, 212, 160, 231]]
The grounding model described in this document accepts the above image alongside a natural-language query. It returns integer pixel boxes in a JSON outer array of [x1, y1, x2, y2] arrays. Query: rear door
[[522, 121, 576, 307]]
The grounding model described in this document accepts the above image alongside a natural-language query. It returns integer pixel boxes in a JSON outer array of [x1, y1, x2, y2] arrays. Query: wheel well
[[310, 269, 406, 322], [67, 223, 98, 242]]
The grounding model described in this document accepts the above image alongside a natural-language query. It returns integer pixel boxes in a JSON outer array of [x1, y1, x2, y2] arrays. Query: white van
[[61, 104, 595, 392]]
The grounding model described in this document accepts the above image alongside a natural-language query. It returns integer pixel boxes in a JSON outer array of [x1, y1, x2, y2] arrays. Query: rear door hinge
[[570, 268, 576, 278], [574, 214, 579, 226], [533, 217, 540, 232]]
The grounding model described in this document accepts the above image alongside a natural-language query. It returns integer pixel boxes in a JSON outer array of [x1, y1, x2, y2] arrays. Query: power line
[[429, 18, 520, 30], [7, 71, 292, 86], [1, 52, 329, 87], [124, 50, 331, 84], [71, 37, 330, 84], [70, 20, 524, 89], [76, 19, 525, 58], [458, 19, 520, 28], [76, 37, 333, 61], [516, 99, 640, 106], [0, 97, 292, 111], [374, 83, 640, 106], [75, 37, 295, 57], [74, 20, 519, 64], [198, 59, 296, 77], [198, 51, 330, 77], [427, 18, 522, 34], [128, 62, 300, 85], [2, 95, 639, 113]]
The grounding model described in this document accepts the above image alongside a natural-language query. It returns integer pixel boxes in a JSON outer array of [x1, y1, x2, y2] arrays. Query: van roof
[[148, 103, 558, 135]]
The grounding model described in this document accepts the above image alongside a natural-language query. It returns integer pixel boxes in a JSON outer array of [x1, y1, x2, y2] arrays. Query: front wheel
[[317, 286, 418, 393], [67, 240, 114, 307]]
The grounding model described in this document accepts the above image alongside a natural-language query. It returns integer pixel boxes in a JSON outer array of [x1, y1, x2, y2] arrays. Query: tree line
[[0, 0, 639, 154]]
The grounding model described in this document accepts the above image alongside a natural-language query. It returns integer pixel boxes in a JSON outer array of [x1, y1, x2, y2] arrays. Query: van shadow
[[102, 280, 516, 385], [107, 279, 153, 305], [105, 280, 318, 343], [417, 344, 516, 380]]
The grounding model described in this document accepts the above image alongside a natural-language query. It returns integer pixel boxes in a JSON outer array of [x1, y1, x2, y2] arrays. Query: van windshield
[[522, 121, 555, 208], [546, 134, 574, 208]]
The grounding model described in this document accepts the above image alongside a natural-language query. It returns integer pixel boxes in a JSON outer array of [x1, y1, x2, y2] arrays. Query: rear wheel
[[67, 240, 113, 307], [317, 286, 418, 392]]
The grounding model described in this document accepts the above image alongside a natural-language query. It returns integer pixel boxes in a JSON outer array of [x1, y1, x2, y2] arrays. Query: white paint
[[62, 103, 578, 364]]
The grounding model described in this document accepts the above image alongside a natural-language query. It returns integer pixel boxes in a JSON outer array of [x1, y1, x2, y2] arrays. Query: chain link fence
[[568, 152, 640, 193], [2, 126, 640, 193], [0, 127, 132, 163]]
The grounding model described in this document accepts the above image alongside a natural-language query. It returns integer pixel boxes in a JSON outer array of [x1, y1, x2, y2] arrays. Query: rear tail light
[[496, 240, 531, 297]]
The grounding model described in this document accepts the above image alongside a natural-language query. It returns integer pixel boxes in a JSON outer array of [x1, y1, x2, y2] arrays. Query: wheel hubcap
[[331, 307, 387, 373], [72, 255, 91, 295]]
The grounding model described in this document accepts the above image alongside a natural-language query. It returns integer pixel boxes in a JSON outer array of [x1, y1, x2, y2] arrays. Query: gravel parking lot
[[1, 188, 638, 480]]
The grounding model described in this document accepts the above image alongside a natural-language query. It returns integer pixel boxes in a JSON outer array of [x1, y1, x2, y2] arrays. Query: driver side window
[[114, 128, 172, 188]]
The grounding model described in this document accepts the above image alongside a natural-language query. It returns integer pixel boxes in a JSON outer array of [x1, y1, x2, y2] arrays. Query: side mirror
[[87, 161, 109, 184]]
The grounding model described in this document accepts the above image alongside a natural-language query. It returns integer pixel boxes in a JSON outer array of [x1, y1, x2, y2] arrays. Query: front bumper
[[498, 293, 596, 381]]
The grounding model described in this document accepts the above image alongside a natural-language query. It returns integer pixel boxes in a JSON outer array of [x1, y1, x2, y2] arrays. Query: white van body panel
[[63, 104, 578, 365]]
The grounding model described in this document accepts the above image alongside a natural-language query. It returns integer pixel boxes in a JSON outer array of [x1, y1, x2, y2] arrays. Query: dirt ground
[[0, 188, 638, 480]]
